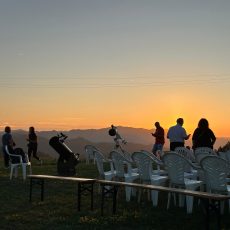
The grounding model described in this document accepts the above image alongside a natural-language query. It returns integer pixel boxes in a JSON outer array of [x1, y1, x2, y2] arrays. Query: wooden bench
[[27, 175, 230, 230], [28, 175, 96, 211], [97, 179, 230, 230]]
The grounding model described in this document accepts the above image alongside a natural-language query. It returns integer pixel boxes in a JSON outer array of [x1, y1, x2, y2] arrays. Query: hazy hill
[[38, 126, 154, 145], [0, 127, 229, 159]]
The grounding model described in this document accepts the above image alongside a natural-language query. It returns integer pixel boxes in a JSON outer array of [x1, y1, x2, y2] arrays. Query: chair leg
[[125, 178, 134, 202], [125, 186, 132, 201], [151, 190, 159, 207], [179, 194, 185, 207], [167, 192, 171, 210], [186, 195, 194, 214], [10, 166, 14, 180], [15, 166, 18, 178], [220, 201, 225, 215], [22, 165, 27, 180], [29, 165, 32, 174], [138, 188, 142, 203]]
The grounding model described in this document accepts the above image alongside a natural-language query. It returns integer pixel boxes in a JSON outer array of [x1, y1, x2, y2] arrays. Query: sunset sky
[[1, 1, 230, 136]]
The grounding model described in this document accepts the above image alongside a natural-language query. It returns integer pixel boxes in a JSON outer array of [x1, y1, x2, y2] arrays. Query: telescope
[[49, 133, 80, 176]]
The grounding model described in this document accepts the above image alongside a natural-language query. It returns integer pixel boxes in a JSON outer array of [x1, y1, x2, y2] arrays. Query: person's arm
[[8, 135, 15, 147], [166, 128, 170, 139], [210, 130, 216, 146], [192, 129, 198, 149], [183, 128, 190, 140], [185, 134, 191, 140], [151, 131, 156, 137]]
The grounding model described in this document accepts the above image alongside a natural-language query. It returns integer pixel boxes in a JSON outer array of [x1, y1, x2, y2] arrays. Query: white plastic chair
[[194, 147, 215, 164], [94, 149, 115, 181], [140, 150, 168, 176], [111, 150, 139, 201], [132, 151, 168, 206], [175, 147, 195, 162], [219, 150, 230, 162], [5, 146, 32, 180], [175, 147, 198, 179], [84, 145, 98, 164], [200, 155, 230, 212], [162, 152, 203, 214]]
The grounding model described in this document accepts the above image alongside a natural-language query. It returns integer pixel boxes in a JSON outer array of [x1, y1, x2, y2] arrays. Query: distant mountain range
[[0, 126, 229, 159]]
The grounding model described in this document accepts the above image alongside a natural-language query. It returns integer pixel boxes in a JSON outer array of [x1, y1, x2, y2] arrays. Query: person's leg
[[28, 147, 32, 162], [152, 144, 157, 155], [3, 150, 9, 168], [156, 144, 163, 158], [170, 142, 176, 151], [32, 145, 40, 161]]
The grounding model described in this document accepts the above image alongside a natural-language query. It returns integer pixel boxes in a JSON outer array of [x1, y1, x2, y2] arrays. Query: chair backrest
[[5, 145, 23, 164], [84, 145, 98, 162], [111, 150, 127, 178], [219, 150, 230, 161], [200, 155, 230, 194], [140, 150, 163, 166], [175, 147, 195, 161], [195, 147, 215, 154], [132, 151, 153, 182], [195, 147, 215, 164], [162, 152, 191, 186], [175, 147, 195, 172], [93, 150, 106, 178], [121, 150, 133, 162]]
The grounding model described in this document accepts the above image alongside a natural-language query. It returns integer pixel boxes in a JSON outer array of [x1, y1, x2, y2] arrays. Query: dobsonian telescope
[[49, 132, 80, 176]]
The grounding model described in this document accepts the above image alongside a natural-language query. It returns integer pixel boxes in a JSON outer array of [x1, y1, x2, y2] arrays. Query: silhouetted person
[[167, 118, 191, 151], [192, 118, 216, 150], [151, 122, 165, 155], [2, 126, 15, 168], [27, 126, 41, 163], [2, 126, 27, 167]]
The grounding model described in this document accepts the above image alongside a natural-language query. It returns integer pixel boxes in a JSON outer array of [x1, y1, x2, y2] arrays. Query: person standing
[[2, 126, 15, 168], [151, 122, 165, 156], [27, 127, 41, 163], [192, 118, 216, 150], [167, 118, 191, 151]]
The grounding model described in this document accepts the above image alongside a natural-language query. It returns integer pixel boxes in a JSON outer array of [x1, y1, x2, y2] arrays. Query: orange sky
[[1, 2, 230, 137]]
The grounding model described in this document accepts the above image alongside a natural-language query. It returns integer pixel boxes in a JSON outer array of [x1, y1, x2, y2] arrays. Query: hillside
[[0, 127, 229, 159]]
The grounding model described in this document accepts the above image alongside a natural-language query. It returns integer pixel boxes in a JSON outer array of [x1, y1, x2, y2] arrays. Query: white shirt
[[167, 124, 187, 143]]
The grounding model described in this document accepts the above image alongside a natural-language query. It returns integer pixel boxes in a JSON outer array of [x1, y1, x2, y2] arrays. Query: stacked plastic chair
[[132, 151, 168, 206], [163, 152, 203, 213]]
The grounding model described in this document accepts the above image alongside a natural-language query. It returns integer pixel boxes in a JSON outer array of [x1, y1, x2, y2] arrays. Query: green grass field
[[1, 157, 230, 230]]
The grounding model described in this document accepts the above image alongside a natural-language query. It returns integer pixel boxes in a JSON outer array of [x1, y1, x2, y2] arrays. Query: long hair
[[198, 118, 209, 129]]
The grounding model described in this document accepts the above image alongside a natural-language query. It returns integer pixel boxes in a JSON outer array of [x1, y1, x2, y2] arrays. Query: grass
[[1, 157, 230, 230]]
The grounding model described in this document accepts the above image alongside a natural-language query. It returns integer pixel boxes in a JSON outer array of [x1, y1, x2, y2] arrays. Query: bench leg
[[78, 183, 81, 211], [100, 184, 119, 216], [77, 182, 94, 211], [29, 178, 44, 202], [91, 183, 94, 211], [201, 198, 221, 230]]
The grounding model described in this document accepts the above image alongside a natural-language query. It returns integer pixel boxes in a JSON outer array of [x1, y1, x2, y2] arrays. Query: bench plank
[[97, 179, 230, 201]]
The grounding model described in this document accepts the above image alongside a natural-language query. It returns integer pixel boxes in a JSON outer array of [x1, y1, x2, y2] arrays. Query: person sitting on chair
[[2, 126, 27, 167]]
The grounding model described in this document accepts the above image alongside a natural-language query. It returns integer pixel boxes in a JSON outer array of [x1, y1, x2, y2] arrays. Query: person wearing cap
[[151, 122, 165, 156], [167, 118, 191, 151]]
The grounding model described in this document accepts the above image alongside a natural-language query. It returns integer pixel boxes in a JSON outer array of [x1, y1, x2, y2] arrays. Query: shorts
[[152, 143, 163, 154]]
